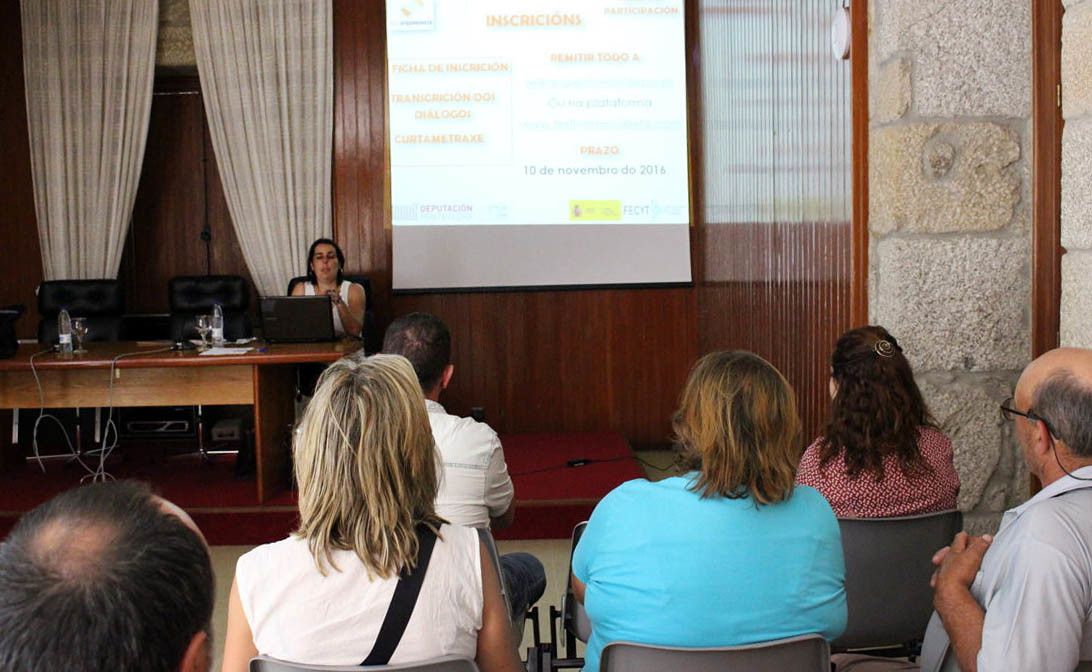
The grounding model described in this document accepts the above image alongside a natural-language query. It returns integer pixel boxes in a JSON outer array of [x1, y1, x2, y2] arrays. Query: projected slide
[[387, 0, 691, 290]]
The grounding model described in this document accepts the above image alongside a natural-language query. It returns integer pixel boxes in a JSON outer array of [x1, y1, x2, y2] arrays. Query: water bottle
[[211, 304, 225, 346], [57, 308, 73, 354]]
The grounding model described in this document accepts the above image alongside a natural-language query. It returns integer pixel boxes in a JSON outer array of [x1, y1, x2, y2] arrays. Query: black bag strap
[[361, 525, 438, 666]]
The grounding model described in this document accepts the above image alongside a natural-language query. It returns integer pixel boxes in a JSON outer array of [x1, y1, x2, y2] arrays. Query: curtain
[[189, 0, 333, 297], [20, 0, 158, 280]]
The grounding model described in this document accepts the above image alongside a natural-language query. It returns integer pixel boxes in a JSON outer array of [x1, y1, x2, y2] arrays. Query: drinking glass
[[71, 317, 88, 354], [195, 314, 212, 350]]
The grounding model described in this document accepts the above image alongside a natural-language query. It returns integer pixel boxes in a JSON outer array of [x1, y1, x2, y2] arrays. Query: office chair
[[168, 275, 253, 459], [534, 521, 589, 671], [249, 655, 479, 671], [168, 274, 253, 342], [833, 510, 964, 656], [32, 280, 125, 458], [599, 635, 831, 672], [37, 279, 125, 345]]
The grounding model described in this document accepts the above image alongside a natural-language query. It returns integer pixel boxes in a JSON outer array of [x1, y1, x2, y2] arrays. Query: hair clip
[[873, 340, 896, 358]]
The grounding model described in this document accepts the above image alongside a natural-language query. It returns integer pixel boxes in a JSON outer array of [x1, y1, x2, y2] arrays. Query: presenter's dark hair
[[819, 325, 935, 480], [382, 312, 451, 391], [0, 481, 214, 672], [306, 237, 346, 286]]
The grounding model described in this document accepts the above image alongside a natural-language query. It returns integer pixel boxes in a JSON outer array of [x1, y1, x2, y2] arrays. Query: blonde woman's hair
[[673, 350, 801, 504], [293, 354, 443, 578]]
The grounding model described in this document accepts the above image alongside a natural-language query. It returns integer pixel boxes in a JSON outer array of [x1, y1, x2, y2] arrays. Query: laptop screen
[[259, 296, 336, 343]]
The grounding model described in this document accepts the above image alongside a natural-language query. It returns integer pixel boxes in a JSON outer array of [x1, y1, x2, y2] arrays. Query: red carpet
[[0, 432, 641, 543]]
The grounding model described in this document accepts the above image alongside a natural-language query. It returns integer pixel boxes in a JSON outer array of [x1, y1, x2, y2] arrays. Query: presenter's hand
[[325, 289, 343, 306]]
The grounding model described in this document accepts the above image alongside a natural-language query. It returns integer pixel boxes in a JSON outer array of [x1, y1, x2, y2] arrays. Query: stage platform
[[0, 432, 643, 544]]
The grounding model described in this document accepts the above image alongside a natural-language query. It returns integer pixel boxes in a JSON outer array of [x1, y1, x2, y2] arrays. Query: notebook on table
[[259, 296, 335, 343]]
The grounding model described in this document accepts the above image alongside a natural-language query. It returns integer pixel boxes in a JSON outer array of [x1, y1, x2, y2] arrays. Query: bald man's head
[[0, 481, 214, 672], [1017, 348, 1092, 459]]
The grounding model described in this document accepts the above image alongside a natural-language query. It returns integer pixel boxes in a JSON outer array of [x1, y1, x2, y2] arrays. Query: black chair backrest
[[168, 275, 252, 341], [0, 304, 23, 358], [833, 510, 964, 651], [565, 521, 591, 642], [37, 280, 124, 344]]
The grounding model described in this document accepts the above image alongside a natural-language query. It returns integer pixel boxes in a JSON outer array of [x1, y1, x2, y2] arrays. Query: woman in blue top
[[572, 350, 846, 672]]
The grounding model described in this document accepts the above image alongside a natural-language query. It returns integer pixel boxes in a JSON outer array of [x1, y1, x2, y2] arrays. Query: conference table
[[0, 341, 361, 502]]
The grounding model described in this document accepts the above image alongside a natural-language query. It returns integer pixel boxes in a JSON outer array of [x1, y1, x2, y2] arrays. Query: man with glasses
[[926, 348, 1092, 671]]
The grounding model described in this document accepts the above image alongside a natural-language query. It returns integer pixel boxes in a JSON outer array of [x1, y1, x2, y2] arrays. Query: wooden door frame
[[1032, 0, 1064, 358], [851, 0, 869, 328]]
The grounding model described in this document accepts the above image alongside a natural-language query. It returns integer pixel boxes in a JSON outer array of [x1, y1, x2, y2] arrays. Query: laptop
[[259, 296, 336, 343]]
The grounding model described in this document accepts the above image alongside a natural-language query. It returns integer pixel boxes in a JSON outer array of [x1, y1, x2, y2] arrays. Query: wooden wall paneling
[[0, 0, 43, 339], [1031, 0, 1063, 357], [119, 84, 208, 312], [118, 78, 260, 317], [392, 288, 696, 447], [332, 0, 392, 324], [605, 288, 699, 446]]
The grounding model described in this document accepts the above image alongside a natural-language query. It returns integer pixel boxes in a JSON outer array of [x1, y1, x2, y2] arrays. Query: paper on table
[[198, 347, 253, 356]]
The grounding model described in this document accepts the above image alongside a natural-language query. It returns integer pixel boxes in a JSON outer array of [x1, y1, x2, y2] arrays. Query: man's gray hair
[[1034, 370, 1092, 458]]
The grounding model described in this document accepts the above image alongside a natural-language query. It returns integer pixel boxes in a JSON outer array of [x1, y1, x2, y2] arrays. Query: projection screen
[[386, 0, 691, 291]]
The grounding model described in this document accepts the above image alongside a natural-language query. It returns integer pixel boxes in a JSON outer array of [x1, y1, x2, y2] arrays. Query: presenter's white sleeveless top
[[235, 524, 482, 666], [302, 281, 353, 337]]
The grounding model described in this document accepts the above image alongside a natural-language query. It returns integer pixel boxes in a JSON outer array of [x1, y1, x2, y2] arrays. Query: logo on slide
[[569, 200, 622, 222], [390, 0, 435, 32]]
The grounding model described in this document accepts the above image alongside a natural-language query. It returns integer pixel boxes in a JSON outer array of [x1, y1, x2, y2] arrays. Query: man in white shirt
[[383, 313, 546, 622], [926, 347, 1092, 671]]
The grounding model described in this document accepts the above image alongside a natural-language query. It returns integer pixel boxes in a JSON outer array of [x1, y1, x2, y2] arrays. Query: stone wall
[[868, 0, 1032, 533], [157, 0, 195, 70], [1062, 0, 1092, 347]]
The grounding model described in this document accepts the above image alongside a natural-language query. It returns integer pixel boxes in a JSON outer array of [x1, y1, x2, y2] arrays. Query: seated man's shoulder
[[1021, 492, 1092, 541], [440, 413, 499, 443], [430, 412, 501, 462]]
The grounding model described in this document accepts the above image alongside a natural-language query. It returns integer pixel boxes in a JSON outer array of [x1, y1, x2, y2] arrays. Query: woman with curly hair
[[796, 326, 960, 517]]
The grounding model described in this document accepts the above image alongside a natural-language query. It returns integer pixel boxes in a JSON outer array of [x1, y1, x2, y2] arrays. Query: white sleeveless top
[[235, 524, 482, 666], [302, 281, 354, 337]]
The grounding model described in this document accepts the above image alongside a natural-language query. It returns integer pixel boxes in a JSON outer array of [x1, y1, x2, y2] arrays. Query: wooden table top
[[0, 340, 362, 371]]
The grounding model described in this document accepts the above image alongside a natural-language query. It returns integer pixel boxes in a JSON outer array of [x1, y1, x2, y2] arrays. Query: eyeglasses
[[1000, 397, 1055, 435]]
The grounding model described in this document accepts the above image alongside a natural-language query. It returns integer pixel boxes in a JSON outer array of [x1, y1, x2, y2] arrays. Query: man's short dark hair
[[1034, 370, 1092, 458], [382, 312, 451, 391], [0, 481, 214, 672]]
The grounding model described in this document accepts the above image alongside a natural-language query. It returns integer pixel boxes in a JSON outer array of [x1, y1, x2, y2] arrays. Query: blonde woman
[[220, 355, 521, 671], [572, 351, 847, 672]]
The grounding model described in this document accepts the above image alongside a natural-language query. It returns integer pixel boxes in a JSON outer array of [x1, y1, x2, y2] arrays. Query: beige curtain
[[189, 0, 333, 297], [20, 0, 158, 280]]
